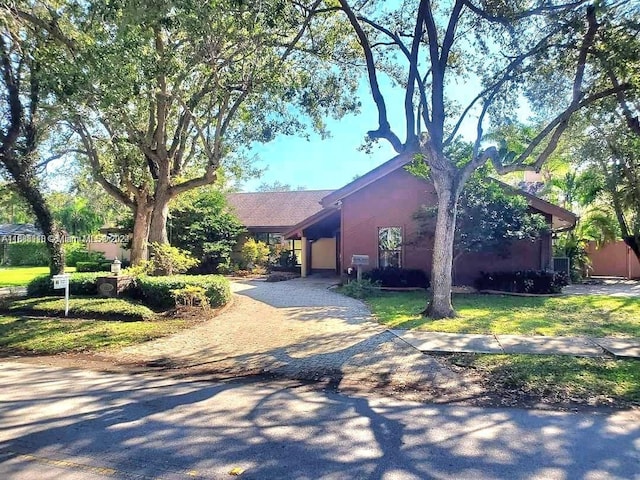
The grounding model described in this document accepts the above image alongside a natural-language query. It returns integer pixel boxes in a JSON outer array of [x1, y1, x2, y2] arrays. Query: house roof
[[227, 190, 334, 230], [319, 154, 577, 231], [0, 223, 43, 237]]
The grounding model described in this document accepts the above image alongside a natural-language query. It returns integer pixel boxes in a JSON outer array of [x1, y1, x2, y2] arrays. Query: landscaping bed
[[366, 291, 640, 337]]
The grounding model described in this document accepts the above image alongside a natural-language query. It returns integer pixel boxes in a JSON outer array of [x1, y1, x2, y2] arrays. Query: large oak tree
[[335, 0, 634, 317]]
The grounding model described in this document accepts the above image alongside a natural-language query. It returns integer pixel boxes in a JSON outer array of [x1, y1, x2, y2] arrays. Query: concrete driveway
[[108, 278, 472, 398], [0, 362, 638, 480]]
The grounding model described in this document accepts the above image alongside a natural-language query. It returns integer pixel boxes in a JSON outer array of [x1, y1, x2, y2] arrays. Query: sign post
[[52, 274, 71, 317], [351, 255, 370, 281]]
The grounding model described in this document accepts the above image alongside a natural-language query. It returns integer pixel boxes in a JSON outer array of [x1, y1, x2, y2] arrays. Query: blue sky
[[242, 80, 405, 192]]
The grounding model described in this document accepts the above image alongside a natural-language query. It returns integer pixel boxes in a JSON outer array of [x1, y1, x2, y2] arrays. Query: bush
[[240, 238, 270, 269], [76, 261, 111, 272], [170, 285, 210, 308], [4, 296, 155, 321], [149, 242, 199, 276], [475, 270, 569, 294], [6, 242, 49, 266], [340, 279, 380, 299], [364, 267, 430, 288], [134, 275, 231, 309], [64, 243, 106, 267], [27, 272, 103, 297]]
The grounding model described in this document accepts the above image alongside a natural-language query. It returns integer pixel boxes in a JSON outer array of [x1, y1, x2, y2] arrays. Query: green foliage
[[64, 243, 106, 267], [4, 297, 155, 321], [170, 188, 245, 273], [364, 267, 430, 288], [27, 272, 103, 297], [240, 238, 270, 269], [53, 196, 104, 236], [475, 270, 569, 295], [414, 175, 548, 257], [170, 285, 209, 309], [76, 261, 111, 273], [134, 275, 231, 309], [6, 242, 49, 266], [148, 243, 199, 276], [340, 279, 380, 299]]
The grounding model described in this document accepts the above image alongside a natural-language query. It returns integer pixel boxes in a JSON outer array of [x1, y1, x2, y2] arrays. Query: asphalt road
[[0, 361, 638, 480]]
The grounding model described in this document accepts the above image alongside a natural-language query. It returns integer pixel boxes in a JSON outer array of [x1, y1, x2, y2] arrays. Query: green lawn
[[0, 314, 187, 354], [366, 291, 640, 337], [448, 353, 640, 405], [0, 266, 76, 287]]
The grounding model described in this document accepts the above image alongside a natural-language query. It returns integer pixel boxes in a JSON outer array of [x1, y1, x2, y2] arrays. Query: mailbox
[[52, 274, 70, 289], [351, 255, 370, 266]]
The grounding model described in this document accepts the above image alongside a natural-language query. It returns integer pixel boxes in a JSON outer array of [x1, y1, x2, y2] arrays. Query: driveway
[[108, 278, 474, 398], [564, 278, 640, 297], [1, 362, 638, 480]]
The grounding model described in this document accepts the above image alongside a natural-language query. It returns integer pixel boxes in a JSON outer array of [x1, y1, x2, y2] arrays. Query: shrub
[[27, 272, 103, 297], [148, 242, 199, 276], [239, 238, 270, 269], [76, 261, 111, 272], [6, 242, 49, 266], [475, 270, 569, 294], [170, 285, 210, 308], [364, 267, 430, 288], [64, 243, 106, 267], [340, 279, 380, 299], [4, 296, 155, 321], [134, 275, 231, 309]]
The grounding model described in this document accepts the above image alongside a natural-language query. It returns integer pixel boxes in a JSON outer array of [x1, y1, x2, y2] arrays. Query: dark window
[[378, 227, 402, 268]]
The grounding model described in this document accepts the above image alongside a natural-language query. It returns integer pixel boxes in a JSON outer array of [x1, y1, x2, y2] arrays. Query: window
[[378, 227, 402, 268]]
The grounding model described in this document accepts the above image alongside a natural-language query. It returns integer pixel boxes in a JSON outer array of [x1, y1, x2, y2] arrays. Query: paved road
[[0, 362, 638, 480]]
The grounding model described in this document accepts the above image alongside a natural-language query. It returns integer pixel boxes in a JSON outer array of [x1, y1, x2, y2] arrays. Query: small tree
[[413, 171, 548, 283], [170, 188, 245, 273]]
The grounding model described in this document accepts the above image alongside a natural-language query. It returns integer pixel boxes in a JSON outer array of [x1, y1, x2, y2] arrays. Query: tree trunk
[[624, 235, 640, 265], [425, 175, 460, 319], [148, 189, 171, 245], [3, 165, 64, 276], [130, 200, 152, 265]]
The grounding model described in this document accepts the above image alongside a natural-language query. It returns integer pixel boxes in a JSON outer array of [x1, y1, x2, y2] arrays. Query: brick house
[[228, 154, 576, 284]]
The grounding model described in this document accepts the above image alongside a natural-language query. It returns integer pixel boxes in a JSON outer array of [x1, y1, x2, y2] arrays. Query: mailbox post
[[52, 273, 71, 317], [351, 255, 370, 281]]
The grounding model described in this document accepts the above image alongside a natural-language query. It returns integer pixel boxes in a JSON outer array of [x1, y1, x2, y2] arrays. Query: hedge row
[[475, 270, 569, 294], [133, 275, 231, 309], [26, 272, 231, 310], [4, 242, 109, 267], [363, 267, 430, 288], [6, 296, 155, 321]]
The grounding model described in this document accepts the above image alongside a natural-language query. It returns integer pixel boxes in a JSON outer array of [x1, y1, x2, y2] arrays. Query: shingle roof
[[227, 190, 334, 229]]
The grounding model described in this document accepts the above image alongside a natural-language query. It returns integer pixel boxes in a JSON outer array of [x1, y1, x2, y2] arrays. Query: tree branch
[[338, 0, 403, 153]]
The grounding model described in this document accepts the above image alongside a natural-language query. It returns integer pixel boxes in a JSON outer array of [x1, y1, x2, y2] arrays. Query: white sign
[[52, 274, 71, 317], [351, 255, 370, 266], [53, 274, 70, 289]]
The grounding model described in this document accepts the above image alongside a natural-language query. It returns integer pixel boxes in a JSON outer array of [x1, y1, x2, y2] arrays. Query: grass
[[0, 314, 187, 354], [365, 291, 640, 337], [448, 353, 640, 405], [0, 266, 76, 287], [4, 297, 156, 321]]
